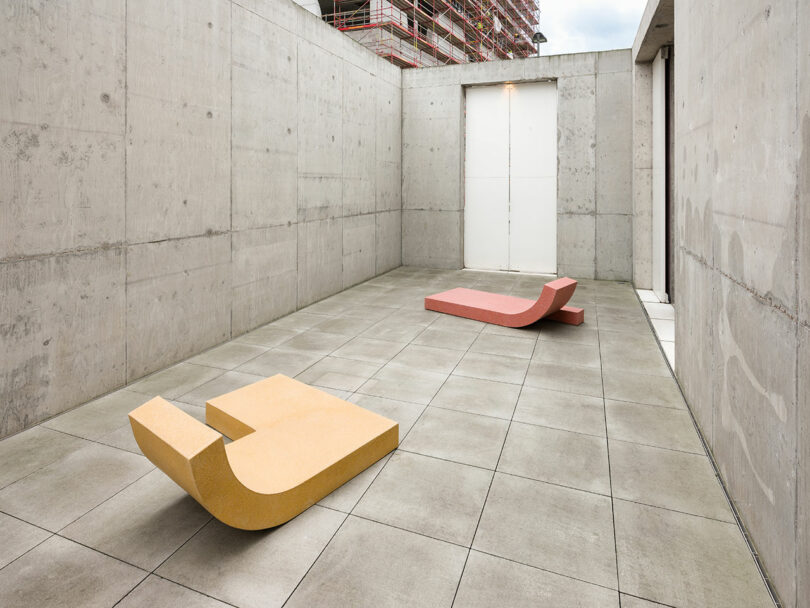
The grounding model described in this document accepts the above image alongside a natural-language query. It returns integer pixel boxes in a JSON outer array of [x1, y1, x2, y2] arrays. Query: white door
[[652, 48, 669, 302], [464, 81, 557, 273]]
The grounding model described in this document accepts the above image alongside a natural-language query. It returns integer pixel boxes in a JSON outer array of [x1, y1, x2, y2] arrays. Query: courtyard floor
[[0, 267, 775, 607]]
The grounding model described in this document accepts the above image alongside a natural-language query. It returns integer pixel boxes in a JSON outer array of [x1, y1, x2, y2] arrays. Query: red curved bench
[[425, 277, 584, 328]]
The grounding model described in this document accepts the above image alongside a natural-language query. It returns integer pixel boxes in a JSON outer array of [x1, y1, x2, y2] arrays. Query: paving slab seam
[[632, 285, 783, 608], [278, 512, 351, 607], [596, 322, 622, 604], [449, 333, 540, 606]]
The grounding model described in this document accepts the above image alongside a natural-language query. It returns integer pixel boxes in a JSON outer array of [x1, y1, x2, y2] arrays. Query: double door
[[464, 81, 558, 274]]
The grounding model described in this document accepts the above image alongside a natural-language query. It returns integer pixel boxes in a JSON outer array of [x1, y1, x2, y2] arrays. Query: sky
[[536, 0, 648, 56]]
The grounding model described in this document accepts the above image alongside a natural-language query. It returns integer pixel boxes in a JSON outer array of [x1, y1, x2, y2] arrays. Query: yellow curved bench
[[128, 374, 398, 530]]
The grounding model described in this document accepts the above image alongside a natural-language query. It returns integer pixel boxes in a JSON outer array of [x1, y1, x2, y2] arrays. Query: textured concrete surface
[[0, 268, 775, 607], [0, 0, 401, 438], [672, 1, 808, 605], [401, 51, 633, 279]]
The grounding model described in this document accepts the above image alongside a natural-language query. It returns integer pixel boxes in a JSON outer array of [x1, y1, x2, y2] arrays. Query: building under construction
[[323, 0, 540, 68]]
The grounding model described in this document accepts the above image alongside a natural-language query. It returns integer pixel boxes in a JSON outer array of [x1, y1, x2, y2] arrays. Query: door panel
[[464, 81, 557, 274], [464, 85, 510, 270]]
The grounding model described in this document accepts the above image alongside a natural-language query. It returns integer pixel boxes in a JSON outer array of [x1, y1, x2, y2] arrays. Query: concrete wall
[[400, 51, 634, 279], [673, 1, 809, 606], [0, 0, 401, 439]]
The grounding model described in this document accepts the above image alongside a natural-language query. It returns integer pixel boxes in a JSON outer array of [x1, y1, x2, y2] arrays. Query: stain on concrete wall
[[400, 50, 634, 279], [0, 0, 402, 439], [674, 1, 808, 605]]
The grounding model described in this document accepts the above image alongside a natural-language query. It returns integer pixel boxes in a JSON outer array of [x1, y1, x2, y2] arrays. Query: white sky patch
[[536, 0, 648, 56]]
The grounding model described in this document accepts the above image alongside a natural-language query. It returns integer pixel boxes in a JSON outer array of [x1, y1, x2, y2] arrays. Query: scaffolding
[[324, 0, 540, 68]]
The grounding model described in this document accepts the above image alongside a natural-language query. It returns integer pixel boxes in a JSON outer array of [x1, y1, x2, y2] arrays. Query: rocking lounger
[[425, 276, 584, 327], [129, 374, 398, 530]]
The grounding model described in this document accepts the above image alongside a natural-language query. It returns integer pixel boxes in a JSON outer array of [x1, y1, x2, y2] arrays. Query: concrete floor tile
[[354, 451, 492, 546], [117, 575, 231, 608], [609, 441, 733, 522], [0, 426, 89, 489], [605, 400, 703, 453], [331, 336, 407, 363], [650, 318, 675, 342], [361, 319, 426, 343], [620, 595, 671, 607], [513, 386, 606, 436], [296, 356, 381, 392], [602, 370, 685, 409], [312, 315, 377, 336], [284, 516, 467, 608], [318, 453, 391, 512], [358, 363, 448, 405], [268, 311, 330, 331], [454, 551, 619, 608], [279, 330, 352, 355], [233, 325, 298, 347], [469, 333, 537, 359], [430, 314, 486, 333], [533, 340, 602, 369], [430, 375, 521, 419], [0, 442, 153, 532], [473, 473, 617, 588], [401, 407, 509, 469], [340, 303, 398, 321], [176, 371, 267, 407], [127, 363, 224, 399], [480, 322, 541, 338], [0, 512, 51, 569], [498, 422, 611, 495], [186, 341, 268, 370], [614, 500, 773, 608], [599, 334, 670, 377], [348, 393, 426, 439], [384, 308, 440, 326], [454, 351, 530, 385], [537, 321, 599, 345], [525, 361, 604, 397], [390, 344, 464, 374], [157, 506, 345, 608], [41, 390, 147, 441], [235, 347, 323, 377], [61, 469, 211, 570], [0, 536, 146, 608], [411, 327, 479, 350], [300, 296, 350, 316]]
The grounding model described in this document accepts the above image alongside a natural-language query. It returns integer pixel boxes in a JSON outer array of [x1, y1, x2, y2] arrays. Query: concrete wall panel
[[711, 276, 797, 602], [232, 7, 297, 231], [126, 235, 231, 380], [557, 75, 596, 215], [126, 0, 231, 243], [376, 210, 402, 274], [342, 62, 376, 217], [596, 214, 633, 280], [0, 249, 126, 438], [709, 1, 797, 312], [0, 124, 124, 260], [297, 218, 344, 307], [232, 225, 298, 335], [798, 325, 810, 608], [402, 85, 463, 212], [402, 210, 462, 269], [343, 214, 376, 288], [632, 62, 653, 287], [596, 70, 632, 215], [0, 0, 125, 260], [557, 214, 596, 279]]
